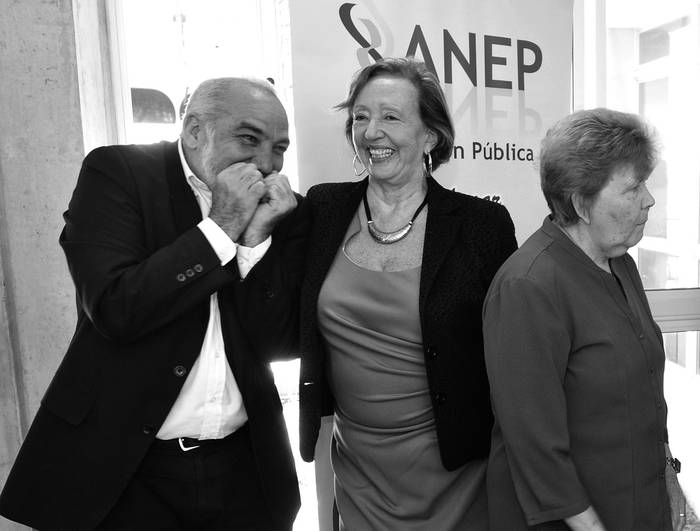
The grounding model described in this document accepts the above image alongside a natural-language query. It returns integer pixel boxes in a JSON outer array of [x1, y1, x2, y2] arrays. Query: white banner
[[288, 0, 572, 242]]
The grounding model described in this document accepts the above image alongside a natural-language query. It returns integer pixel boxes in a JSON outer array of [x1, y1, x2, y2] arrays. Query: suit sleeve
[[483, 275, 591, 525], [231, 193, 310, 362], [61, 146, 237, 343], [484, 202, 518, 282]]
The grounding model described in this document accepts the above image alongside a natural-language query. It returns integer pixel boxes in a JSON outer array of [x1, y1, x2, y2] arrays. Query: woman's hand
[[564, 506, 607, 531], [665, 444, 687, 531]]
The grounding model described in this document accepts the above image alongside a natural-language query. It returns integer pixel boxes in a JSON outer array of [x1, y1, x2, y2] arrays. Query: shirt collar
[[542, 215, 616, 273], [178, 137, 211, 198]]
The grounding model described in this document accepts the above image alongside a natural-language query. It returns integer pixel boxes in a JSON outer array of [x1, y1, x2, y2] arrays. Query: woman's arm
[[232, 194, 310, 362], [483, 274, 591, 525], [565, 507, 607, 531], [665, 443, 687, 531]]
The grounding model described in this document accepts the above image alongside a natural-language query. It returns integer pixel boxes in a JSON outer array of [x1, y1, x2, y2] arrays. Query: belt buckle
[[178, 437, 200, 452]]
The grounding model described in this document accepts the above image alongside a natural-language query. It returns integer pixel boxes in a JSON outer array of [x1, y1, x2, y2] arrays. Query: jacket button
[[427, 346, 438, 359], [176, 273, 186, 282], [173, 365, 187, 377], [265, 286, 275, 299], [142, 425, 154, 435], [194, 264, 203, 273], [435, 393, 447, 404], [185, 268, 195, 277]]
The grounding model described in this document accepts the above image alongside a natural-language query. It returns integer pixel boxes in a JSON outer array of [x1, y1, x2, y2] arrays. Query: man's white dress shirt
[[156, 140, 270, 440]]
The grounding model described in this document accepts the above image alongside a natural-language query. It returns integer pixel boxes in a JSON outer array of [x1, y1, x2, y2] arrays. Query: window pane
[[639, 27, 670, 63], [605, 2, 700, 513], [663, 330, 698, 370], [638, 17, 689, 64], [663, 330, 699, 514], [607, 2, 700, 289]]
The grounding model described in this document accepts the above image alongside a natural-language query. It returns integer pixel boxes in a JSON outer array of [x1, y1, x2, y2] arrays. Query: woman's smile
[[350, 76, 435, 184], [368, 147, 394, 163]]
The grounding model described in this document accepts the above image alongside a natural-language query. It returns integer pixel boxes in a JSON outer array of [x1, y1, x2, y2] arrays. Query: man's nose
[[253, 150, 274, 176]]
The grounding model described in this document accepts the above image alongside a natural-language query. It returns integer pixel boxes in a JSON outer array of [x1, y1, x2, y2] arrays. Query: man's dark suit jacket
[[298, 176, 517, 470], [0, 141, 303, 530]]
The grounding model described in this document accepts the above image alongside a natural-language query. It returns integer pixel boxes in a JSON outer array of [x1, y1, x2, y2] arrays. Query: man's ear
[[181, 114, 201, 150], [571, 193, 591, 224]]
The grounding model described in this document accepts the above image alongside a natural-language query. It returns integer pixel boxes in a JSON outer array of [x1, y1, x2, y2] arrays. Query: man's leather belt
[[150, 424, 249, 452]]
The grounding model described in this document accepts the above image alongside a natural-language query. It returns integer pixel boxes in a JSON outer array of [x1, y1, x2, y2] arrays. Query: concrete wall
[[0, 1, 113, 529]]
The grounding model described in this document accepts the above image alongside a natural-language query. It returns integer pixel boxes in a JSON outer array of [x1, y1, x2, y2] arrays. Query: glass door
[[575, 0, 700, 517]]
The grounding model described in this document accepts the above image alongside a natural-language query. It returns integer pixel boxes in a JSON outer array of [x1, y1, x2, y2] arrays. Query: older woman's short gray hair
[[540, 108, 658, 226]]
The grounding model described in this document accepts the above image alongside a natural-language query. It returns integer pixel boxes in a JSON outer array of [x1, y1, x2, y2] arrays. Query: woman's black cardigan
[[298, 176, 517, 470]]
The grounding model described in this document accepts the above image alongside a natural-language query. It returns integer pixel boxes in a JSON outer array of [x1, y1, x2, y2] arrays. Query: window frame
[[573, 0, 700, 333]]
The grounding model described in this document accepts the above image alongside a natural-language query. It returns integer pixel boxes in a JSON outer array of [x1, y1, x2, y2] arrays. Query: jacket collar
[[305, 178, 367, 299], [540, 216, 612, 273], [420, 177, 462, 306], [164, 140, 202, 234], [322, 175, 461, 213], [309, 175, 464, 308]]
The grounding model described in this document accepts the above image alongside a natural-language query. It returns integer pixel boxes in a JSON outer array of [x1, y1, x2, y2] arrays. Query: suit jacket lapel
[[420, 177, 462, 313], [164, 141, 202, 234], [308, 176, 461, 320], [307, 178, 368, 297], [301, 179, 366, 377]]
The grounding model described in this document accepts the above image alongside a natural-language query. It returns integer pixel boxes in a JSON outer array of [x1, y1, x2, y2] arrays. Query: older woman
[[483, 108, 684, 530], [298, 58, 517, 529]]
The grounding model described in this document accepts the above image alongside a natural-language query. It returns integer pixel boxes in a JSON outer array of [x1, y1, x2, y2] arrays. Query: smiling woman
[[349, 76, 433, 187], [298, 57, 518, 530]]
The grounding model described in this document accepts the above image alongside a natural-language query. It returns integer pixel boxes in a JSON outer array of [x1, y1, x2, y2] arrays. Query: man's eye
[[274, 145, 288, 154], [240, 135, 259, 144], [385, 114, 399, 121], [353, 115, 367, 122]]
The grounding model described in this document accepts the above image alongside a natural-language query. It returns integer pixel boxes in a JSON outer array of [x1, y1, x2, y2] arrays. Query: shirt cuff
[[237, 237, 272, 279], [198, 218, 237, 265]]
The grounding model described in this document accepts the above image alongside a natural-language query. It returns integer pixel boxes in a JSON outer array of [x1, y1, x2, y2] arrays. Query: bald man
[[0, 78, 304, 530]]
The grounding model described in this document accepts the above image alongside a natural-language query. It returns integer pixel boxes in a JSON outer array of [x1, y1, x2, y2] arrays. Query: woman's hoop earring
[[353, 153, 368, 177], [425, 152, 433, 176]]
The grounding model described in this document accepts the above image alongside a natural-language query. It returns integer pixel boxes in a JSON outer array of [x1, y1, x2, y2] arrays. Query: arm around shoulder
[[232, 193, 310, 361]]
